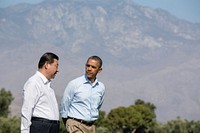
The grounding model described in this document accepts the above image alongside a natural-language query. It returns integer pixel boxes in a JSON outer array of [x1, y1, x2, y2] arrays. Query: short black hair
[[38, 52, 59, 68], [87, 55, 103, 68]]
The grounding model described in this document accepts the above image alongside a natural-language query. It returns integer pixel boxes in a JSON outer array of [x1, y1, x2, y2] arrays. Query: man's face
[[47, 59, 59, 80], [85, 59, 102, 82]]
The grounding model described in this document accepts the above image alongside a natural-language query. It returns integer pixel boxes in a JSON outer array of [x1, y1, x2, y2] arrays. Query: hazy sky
[[134, 0, 200, 23], [0, 0, 199, 23]]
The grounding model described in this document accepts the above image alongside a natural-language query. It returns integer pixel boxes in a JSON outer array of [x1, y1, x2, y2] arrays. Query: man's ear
[[98, 67, 102, 73], [44, 62, 49, 69]]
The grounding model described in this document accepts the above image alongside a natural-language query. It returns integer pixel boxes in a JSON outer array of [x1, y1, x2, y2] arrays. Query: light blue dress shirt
[[60, 75, 105, 122]]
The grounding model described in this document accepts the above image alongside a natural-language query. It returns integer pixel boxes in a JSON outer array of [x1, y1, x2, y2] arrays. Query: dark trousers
[[30, 117, 60, 133]]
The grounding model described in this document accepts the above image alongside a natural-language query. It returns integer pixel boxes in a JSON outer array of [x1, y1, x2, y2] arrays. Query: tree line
[[0, 88, 200, 133]]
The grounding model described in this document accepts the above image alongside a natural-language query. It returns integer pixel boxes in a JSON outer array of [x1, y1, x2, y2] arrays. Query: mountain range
[[0, 0, 200, 122]]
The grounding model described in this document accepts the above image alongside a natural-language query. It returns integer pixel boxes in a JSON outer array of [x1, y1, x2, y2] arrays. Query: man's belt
[[31, 117, 60, 124], [68, 117, 95, 126]]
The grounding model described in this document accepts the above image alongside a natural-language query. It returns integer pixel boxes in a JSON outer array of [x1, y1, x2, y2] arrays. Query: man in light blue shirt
[[60, 55, 105, 133]]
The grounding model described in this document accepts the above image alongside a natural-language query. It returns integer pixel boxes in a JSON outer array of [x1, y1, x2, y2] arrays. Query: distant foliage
[[0, 116, 20, 133], [0, 88, 14, 117], [152, 117, 200, 133], [94, 100, 200, 133], [100, 99, 156, 133], [0, 88, 20, 133]]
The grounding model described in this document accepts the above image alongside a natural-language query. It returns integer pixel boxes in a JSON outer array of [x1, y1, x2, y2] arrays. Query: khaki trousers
[[66, 119, 96, 133]]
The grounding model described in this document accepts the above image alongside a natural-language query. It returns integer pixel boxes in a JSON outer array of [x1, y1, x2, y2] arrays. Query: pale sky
[[0, 0, 199, 23], [134, 0, 200, 23], [0, 0, 43, 7]]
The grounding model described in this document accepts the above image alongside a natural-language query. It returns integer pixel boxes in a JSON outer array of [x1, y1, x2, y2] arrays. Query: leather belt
[[31, 117, 60, 124], [68, 117, 95, 126]]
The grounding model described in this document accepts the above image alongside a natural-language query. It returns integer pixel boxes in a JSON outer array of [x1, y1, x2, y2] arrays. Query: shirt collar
[[36, 71, 51, 85], [83, 74, 99, 87]]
